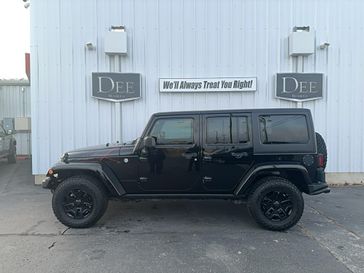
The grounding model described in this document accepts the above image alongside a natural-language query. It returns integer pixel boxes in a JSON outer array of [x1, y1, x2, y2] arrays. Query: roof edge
[[0, 79, 30, 86]]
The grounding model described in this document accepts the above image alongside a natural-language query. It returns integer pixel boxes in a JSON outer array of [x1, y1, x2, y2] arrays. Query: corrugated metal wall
[[30, 0, 364, 174], [0, 82, 31, 155]]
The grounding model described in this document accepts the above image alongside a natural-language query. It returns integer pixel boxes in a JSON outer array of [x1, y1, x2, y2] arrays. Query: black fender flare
[[50, 162, 126, 196], [234, 164, 311, 196]]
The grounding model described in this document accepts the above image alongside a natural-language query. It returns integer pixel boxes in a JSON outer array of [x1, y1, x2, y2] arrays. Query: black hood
[[65, 143, 135, 159]]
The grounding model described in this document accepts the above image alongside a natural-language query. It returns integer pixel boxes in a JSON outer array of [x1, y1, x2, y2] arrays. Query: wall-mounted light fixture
[[289, 26, 315, 56], [85, 42, 96, 50], [319, 42, 330, 49], [110, 25, 125, 32], [105, 25, 127, 55]]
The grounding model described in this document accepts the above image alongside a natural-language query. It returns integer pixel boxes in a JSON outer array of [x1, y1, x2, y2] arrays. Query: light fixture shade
[[105, 27, 127, 55]]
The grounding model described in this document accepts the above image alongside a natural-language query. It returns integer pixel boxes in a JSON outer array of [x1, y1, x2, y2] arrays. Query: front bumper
[[42, 177, 54, 189]]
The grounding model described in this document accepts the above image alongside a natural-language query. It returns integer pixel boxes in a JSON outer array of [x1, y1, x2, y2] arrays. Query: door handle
[[202, 176, 212, 184], [203, 156, 212, 162], [182, 152, 198, 159], [139, 177, 149, 183], [231, 152, 248, 159]]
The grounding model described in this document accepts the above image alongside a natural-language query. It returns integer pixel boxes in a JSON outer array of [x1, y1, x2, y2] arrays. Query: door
[[200, 113, 254, 193], [137, 115, 201, 192]]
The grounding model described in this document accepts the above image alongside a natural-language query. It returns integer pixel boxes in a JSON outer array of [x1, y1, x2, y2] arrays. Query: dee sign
[[276, 73, 323, 101], [92, 73, 141, 102]]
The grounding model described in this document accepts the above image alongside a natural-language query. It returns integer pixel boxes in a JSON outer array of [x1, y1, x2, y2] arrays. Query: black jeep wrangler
[[43, 108, 329, 231]]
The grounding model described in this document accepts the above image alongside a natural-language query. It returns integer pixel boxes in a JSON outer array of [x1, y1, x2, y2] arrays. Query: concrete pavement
[[0, 159, 363, 273]]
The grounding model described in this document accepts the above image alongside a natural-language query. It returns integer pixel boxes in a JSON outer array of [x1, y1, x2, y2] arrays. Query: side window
[[232, 116, 250, 143], [206, 117, 230, 144], [149, 118, 193, 145], [259, 115, 309, 144], [206, 115, 250, 144]]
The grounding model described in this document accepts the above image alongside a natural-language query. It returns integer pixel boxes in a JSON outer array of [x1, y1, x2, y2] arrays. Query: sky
[[0, 0, 30, 79]]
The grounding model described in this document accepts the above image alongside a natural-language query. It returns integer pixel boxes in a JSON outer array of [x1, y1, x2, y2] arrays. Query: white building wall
[[0, 82, 31, 155], [30, 0, 364, 175]]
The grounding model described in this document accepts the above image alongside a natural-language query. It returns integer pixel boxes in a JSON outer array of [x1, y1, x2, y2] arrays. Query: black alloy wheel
[[52, 176, 108, 228], [248, 177, 304, 231], [63, 189, 94, 219], [260, 190, 293, 222]]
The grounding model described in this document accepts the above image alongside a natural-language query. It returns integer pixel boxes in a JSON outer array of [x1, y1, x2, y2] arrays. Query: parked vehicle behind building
[[43, 108, 329, 231], [0, 123, 16, 164]]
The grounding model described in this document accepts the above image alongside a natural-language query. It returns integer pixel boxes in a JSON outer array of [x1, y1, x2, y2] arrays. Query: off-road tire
[[7, 146, 16, 164], [315, 132, 327, 169], [248, 177, 304, 231], [52, 176, 108, 228]]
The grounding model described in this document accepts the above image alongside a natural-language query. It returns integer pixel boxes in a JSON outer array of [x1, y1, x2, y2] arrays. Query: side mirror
[[7, 129, 13, 135], [143, 136, 156, 148]]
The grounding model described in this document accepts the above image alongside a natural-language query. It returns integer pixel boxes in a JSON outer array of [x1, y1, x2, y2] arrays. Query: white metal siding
[[0, 84, 30, 119], [0, 84, 31, 155], [30, 0, 364, 174]]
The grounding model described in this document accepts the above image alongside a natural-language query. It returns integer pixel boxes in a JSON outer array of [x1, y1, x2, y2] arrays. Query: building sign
[[276, 73, 323, 101], [159, 77, 257, 93], [92, 73, 141, 102]]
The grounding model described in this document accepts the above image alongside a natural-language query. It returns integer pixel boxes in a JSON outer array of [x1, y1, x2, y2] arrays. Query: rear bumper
[[307, 168, 330, 195], [307, 182, 330, 195]]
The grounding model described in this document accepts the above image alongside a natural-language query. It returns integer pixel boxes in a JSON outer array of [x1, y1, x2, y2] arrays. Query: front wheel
[[248, 177, 304, 231], [52, 176, 108, 228]]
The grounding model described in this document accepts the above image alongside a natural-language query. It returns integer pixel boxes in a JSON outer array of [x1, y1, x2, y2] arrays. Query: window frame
[[231, 115, 251, 145], [146, 116, 197, 147], [203, 113, 252, 147], [258, 114, 310, 145], [252, 111, 316, 155]]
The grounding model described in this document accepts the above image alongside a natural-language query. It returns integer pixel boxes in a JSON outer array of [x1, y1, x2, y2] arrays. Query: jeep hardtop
[[43, 108, 329, 231]]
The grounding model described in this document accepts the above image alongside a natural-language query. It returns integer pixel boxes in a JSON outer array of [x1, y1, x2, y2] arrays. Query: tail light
[[317, 154, 325, 168]]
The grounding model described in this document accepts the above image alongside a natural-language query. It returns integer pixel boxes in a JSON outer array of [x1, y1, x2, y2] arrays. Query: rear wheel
[[248, 177, 304, 231], [52, 176, 108, 228]]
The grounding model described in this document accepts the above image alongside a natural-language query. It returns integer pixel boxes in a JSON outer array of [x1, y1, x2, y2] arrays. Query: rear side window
[[259, 115, 309, 144], [206, 116, 250, 144], [150, 118, 193, 145], [232, 117, 249, 143], [206, 117, 230, 144]]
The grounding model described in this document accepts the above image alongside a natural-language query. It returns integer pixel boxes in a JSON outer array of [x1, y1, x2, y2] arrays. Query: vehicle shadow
[[89, 199, 259, 234]]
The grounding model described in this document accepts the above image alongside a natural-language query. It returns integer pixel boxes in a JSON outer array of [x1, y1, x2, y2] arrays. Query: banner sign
[[276, 73, 323, 101], [92, 73, 141, 102], [159, 77, 257, 93]]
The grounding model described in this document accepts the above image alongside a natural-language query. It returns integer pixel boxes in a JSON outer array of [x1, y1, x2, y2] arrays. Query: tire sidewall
[[7, 145, 16, 164], [52, 177, 107, 228], [249, 179, 304, 231]]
